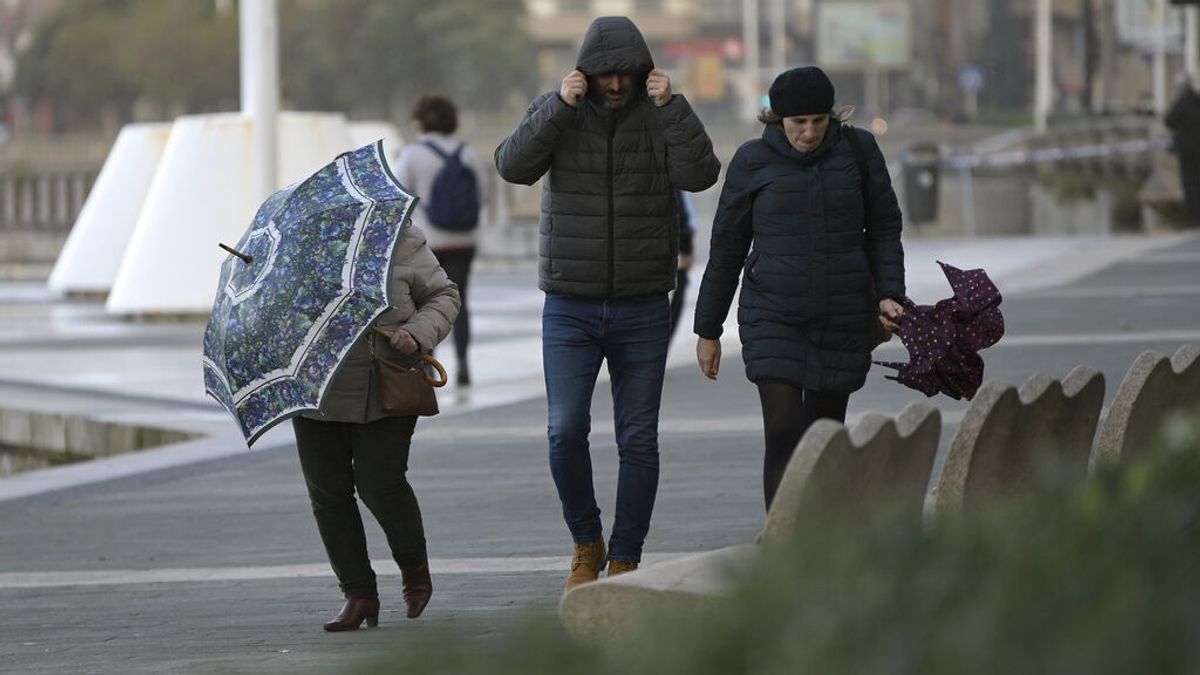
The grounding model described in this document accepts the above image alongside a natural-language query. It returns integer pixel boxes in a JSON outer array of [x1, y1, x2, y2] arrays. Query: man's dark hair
[[412, 95, 458, 134]]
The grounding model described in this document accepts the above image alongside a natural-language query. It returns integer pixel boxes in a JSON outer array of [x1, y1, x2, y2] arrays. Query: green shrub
[[348, 417, 1200, 674]]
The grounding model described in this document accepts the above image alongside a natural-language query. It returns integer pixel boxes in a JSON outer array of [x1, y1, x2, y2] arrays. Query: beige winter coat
[[303, 225, 460, 423]]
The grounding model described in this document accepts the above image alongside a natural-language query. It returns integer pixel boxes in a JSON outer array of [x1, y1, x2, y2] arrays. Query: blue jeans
[[542, 293, 670, 563]]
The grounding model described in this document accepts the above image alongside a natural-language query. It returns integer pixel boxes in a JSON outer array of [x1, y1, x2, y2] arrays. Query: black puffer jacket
[[694, 122, 905, 393], [1166, 86, 1200, 155], [495, 16, 721, 298]]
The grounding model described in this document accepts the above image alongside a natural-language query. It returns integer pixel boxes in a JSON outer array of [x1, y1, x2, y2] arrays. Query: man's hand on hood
[[647, 69, 673, 107], [560, 70, 587, 108]]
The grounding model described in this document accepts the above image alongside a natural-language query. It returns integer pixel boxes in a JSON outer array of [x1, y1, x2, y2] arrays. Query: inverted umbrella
[[202, 141, 417, 445], [874, 261, 1004, 400]]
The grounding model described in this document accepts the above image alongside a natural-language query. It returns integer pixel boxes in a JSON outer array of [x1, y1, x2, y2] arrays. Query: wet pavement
[[0, 230, 1198, 673]]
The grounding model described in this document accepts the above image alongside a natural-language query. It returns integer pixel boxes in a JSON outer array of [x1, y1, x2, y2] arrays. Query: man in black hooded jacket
[[496, 15, 720, 593]]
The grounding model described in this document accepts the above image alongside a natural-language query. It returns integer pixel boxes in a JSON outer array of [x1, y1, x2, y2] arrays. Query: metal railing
[[0, 170, 97, 232]]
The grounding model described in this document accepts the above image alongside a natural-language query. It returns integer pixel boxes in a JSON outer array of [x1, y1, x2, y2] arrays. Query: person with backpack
[[395, 95, 490, 386], [693, 66, 906, 510]]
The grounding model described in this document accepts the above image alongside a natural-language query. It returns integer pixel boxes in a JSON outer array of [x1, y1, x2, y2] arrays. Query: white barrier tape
[[943, 137, 1174, 170]]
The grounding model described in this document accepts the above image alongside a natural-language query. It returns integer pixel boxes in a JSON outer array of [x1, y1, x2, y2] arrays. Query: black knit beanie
[[768, 66, 835, 117]]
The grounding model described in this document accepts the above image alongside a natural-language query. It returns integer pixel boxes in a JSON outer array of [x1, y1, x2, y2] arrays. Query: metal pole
[[240, 0, 279, 201], [769, 0, 787, 74], [1153, 0, 1167, 115], [1187, 7, 1199, 85], [959, 165, 977, 238], [1034, 0, 1052, 133], [742, 0, 761, 120], [864, 59, 879, 119]]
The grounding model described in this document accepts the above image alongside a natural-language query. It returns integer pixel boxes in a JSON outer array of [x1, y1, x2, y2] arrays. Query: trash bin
[[903, 143, 941, 223]]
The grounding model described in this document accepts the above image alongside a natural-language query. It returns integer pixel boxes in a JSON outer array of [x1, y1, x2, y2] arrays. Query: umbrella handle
[[415, 352, 448, 388], [372, 327, 448, 387]]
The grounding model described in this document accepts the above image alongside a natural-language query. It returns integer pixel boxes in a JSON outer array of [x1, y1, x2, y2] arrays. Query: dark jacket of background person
[[1165, 82, 1200, 222], [693, 122, 905, 393], [302, 225, 460, 422], [494, 16, 721, 298], [1166, 83, 1200, 156]]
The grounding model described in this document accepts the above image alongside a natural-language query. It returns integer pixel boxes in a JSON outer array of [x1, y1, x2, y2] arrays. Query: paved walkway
[[1, 231, 1198, 673]]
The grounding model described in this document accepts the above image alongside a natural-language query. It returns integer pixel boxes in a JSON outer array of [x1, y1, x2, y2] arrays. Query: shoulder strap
[[420, 139, 450, 161], [843, 124, 872, 217]]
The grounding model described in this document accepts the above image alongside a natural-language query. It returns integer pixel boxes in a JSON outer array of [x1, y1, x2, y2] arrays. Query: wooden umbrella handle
[[415, 352, 448, 388], [372, 327, 448, 387]]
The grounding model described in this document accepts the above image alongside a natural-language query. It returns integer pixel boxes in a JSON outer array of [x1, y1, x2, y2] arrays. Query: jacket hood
[[576, 16, 654, 76]]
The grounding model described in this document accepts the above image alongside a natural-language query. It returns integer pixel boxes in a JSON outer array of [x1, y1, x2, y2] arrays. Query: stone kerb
[[1092, 344, 1200, 468], [0, 407, 198, 466], [557, 543, 757, 645], [559, 402, 942, 645], [929, 366, 1105, 516]]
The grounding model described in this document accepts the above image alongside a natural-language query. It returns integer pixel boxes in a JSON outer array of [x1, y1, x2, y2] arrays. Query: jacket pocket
[[744, 250, 761, 282]]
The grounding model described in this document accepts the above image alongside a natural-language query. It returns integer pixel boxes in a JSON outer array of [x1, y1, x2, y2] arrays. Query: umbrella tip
[[218, 243, 254, 264]]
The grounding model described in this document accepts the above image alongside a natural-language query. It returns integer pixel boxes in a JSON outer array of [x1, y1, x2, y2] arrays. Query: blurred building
[[521, 0, 1193, 123]]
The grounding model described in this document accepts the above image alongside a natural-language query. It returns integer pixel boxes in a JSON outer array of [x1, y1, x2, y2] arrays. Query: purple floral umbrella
[[202, 141, 416, 445], [874, 262, 1004, 400]]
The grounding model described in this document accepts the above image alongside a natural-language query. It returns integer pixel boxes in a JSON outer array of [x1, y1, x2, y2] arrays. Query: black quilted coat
[[693, 122, 905, 393], [494, 16, 721, 298]]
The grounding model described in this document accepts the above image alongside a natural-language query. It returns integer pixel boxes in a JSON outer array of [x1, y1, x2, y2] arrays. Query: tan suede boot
[[564, 537, 606, 593], [607, 560, 638, 577]]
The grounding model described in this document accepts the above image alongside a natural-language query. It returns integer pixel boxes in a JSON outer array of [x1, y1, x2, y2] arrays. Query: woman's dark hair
[[757, 104, 854, 126], [412, 95, 458, 134]]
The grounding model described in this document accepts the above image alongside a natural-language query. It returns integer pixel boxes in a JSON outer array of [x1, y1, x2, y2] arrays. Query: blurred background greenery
[[10, 0, 534, 130]]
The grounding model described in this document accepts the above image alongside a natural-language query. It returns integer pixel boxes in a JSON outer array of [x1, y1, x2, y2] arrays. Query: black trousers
[[293, 415, 426, 599], [756, 382, 850, 510], [431, 246, 475, 365]]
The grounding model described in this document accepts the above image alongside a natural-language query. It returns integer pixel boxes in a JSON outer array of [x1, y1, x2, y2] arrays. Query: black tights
[[756, 382, 849, 510]]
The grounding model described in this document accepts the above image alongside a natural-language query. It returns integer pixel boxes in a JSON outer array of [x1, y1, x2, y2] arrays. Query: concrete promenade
[[1, 231, 1198, 673]]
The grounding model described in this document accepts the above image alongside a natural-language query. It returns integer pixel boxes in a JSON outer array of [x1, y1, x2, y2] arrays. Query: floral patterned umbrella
[[202, 141, 416, 445], [874, 262, 1005, 401]]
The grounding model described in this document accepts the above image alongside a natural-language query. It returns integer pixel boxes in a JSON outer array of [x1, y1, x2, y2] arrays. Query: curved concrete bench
[[560, 402, 942, 644], [929, 366, 1105, 516], [1092, 344, 1200, 468], [760, 402, 942, 541]]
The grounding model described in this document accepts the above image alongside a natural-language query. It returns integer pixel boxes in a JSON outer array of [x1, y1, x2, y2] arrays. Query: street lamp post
[[1034, 0, 1052, 133], [239, 0, 279, 202], [742, 0, 761, 120], [1187, 6, 1199, 83]]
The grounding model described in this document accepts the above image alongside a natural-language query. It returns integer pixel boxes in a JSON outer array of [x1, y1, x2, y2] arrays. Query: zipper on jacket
[[606, 117, 616, 299]]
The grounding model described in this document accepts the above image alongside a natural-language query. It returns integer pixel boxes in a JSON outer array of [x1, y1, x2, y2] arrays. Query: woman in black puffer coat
[[693, 66, 907, 509]]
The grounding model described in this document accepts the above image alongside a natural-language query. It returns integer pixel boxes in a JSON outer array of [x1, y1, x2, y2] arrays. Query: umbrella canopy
[[202, 140, 416, 444], [874, 262, 1004, 400]]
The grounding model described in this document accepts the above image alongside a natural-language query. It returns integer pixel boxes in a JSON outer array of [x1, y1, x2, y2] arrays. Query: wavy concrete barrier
[[760, 402, 942, 541], [559, 402, 941, 644], [929, 366, 1105, 516], [1092, 344, 1200, 468]]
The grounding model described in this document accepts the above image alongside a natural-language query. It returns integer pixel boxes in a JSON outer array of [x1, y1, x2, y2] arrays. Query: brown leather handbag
[[371, 328, 448, 417]]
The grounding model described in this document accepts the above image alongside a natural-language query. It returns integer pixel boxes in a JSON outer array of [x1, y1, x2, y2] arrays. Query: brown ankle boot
[[607, 559, 638, 577], [323, 596, 380, 632], [564, 537, 606, 593], [401, 562, 433, 619]]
